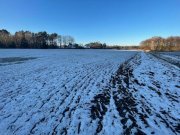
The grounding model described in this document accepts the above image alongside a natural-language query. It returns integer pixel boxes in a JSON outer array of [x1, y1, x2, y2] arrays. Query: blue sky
[[0, 0, 180, 45]]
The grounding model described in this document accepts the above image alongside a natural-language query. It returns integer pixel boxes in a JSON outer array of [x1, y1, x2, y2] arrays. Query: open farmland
[[151, 52, 180, 68], [0, 49, 179, 135]]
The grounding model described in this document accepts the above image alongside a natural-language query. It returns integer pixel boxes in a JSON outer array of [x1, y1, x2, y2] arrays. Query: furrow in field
[[89, 52, 179, 135], [0, 50, 138, 135]]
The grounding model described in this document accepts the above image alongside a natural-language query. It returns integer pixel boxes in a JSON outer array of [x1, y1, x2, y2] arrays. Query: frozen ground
[[159, 51, 180, 57], [151, 52, 180, 68], [0, 49, 137, 135], [0, 49, 179, 135]]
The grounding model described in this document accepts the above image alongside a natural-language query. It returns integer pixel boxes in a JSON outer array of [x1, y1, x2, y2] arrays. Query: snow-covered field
[[116, 53, 180, 134], [159, 52, 180, 57], [151, 52, 180, 68], [0, 49, 137, 135], [0, 49, 179, 135]]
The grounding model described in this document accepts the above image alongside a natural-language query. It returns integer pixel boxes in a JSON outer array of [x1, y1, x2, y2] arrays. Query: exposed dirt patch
[[0, 57, 37, 66], [90, 53, 180, 134]]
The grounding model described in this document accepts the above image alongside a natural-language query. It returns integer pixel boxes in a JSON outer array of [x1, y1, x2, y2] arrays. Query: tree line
[[140, 36, 180, 51], [0, 29, 75, 49], [85, 42, 107, 49], [106, 45, 139, 50], [1, 29, 179, 51]]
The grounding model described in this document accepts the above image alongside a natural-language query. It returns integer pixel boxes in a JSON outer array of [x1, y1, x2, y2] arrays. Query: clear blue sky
[[0, 0, 180, 45]]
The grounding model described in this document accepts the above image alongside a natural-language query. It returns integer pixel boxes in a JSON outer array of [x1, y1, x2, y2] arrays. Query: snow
[[161, 54, 180, 61], [125, 52, 180, 134], [100, 93, 123, 135], [151, 52, 180, 68], [0, 49, 179, 135], [0, 49, 137, 135]]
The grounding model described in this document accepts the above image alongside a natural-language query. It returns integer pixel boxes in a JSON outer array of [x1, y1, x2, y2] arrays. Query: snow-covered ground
[[159, 52, 180, 57], [0, 49, 137, 135], [121, 53, 180, 134], [151, 52, 180, 68], [0, 49, 179, 135]]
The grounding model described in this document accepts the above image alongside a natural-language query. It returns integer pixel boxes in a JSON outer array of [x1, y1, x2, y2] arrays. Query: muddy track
[[90, 54, 145, 134], [90, 53, 180, 135]]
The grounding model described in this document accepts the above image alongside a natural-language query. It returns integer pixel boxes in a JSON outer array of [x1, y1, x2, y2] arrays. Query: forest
[[0, 29, 75, 49], [140, 36, 180, 51], [0, 29, 180, 51]]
